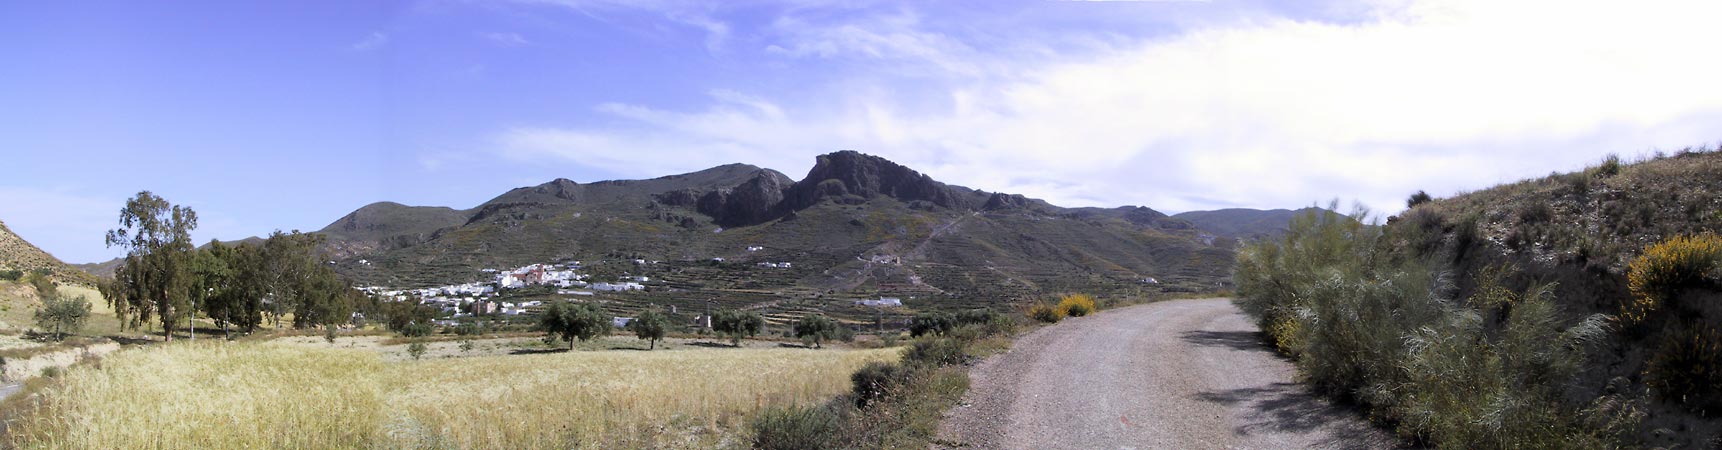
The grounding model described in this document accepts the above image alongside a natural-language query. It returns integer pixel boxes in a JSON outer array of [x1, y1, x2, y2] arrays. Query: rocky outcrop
[[783, 150, 972, 210], [695, 170, 794, 227], [984, 193, 1031, 211], [653, 189, 704, 208]]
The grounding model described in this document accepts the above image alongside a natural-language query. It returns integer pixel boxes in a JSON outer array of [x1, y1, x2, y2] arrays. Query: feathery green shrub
[[1234, 206, 1626, 448]]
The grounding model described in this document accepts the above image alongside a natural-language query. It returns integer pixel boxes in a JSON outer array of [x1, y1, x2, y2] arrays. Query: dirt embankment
[[2, 342, 121, 382]]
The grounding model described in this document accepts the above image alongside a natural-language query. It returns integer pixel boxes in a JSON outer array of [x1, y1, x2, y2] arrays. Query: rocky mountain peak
[[785, 150, 968, 210]]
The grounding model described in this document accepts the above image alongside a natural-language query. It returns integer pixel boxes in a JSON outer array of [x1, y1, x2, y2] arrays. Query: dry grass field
[[5, 341, 900, 449]]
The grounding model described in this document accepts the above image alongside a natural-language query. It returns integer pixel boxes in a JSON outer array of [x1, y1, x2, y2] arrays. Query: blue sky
[[4, 0, 1720, 264]]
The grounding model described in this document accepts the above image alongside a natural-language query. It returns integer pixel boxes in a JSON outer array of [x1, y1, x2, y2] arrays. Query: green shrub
[[1406, 190, 1434, 208], [851, 362, 905, 408], [1518, 202, 1555, 224], [34, 295, 90, 341], [750, 403, 845, 450], [908, 312, 954, 337], [952, 308, 998, 326], [1646, 323, 1722, 414], [1595, 153, 1622, 178], [400, 322, 433, 338], [1234, 205, 1625, 448], [1026, 303, 1063, 323], [407, 341, 427, 360], [904, 337, 967, 367], [793, 314, 839, 348], [0, 269, 22, 282]]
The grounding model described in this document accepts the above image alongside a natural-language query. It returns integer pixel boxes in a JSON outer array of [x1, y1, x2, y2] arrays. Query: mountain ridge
[[161, 152, 1314, 305]]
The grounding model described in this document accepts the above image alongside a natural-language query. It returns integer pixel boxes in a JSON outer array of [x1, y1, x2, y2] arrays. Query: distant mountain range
[[297, 151, 1312, 299]]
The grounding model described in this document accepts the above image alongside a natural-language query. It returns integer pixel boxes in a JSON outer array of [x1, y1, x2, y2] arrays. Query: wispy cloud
[[479, 31, 531, 46], [497, 0, 1722, 214], [350, 31, 389, 51], [517, 0, 731, 52]]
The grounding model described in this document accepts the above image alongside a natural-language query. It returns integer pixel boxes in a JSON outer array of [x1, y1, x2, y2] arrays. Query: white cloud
[[479, 31, 531, 46], [498, 0, 1722, 214], [350, 32, 389, 51]]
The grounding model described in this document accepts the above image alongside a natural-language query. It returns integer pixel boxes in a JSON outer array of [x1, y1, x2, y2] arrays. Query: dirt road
[[938, 298, 1399, 449]]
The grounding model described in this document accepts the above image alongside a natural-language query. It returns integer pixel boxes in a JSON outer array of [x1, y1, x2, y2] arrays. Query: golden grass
[[8, 342, 900, 449]]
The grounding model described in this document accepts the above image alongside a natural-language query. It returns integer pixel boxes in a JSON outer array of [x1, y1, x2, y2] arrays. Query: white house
[[855, 297, 903, 307]]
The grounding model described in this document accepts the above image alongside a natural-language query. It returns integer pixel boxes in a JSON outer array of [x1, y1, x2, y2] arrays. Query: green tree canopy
[[35, 295, 91, 341], [793, 314, 839, 349], [104, 191, 197, 340], [713, 310, 764, 347], [633, 308, 670, 350], [540, 301, 612, 350]]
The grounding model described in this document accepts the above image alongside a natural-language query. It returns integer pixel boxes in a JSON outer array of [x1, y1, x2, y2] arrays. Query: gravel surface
[[938, 298, 1400, 450]]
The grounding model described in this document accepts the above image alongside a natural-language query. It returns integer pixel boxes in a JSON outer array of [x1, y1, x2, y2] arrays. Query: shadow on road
[[508, 348, 570, 355], [1179, 330, 1273, 352], [1194, 383, 1403, 450]]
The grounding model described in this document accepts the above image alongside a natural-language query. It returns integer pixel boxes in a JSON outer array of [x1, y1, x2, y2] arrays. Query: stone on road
[[938, 298, 1399, 450]]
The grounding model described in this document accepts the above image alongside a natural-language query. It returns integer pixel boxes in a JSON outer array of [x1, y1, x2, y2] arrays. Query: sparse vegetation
[[406, 340, 427, 360], [750, 403, 845, 450], [750, 313, 1016, 448], [1027, 302, 1064, 323]]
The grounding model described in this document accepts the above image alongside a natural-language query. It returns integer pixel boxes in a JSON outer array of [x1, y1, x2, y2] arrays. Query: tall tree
[[633, 308, 669, 350], [540, 301, 612, 350], [104, 191, 197, 340], [713, 310, 764, 347], [793, 314, 839, 349]]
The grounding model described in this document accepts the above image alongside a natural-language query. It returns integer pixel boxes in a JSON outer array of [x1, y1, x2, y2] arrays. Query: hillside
[[0, 219, 94, 285], [314, 151, 1249, 304], [1237, 148, 1722, 448], [1172, 208, 1321, 239], [318, 202, 469, 260]]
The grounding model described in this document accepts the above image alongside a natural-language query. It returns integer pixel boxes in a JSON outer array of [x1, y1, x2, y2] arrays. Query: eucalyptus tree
[[104, 191, 198, 340]]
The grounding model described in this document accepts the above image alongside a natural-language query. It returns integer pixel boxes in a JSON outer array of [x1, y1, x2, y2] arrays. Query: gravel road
[[938, 298, 1400, 450]]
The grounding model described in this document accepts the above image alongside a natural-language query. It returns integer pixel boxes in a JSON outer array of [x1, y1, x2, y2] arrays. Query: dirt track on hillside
[[938, 298, 1400, 449]]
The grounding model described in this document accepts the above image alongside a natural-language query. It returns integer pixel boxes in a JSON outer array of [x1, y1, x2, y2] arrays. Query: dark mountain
[[315, 151, 1253, 301], [1172, 208, 1322, 239], [317, 202, 468, 260]]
